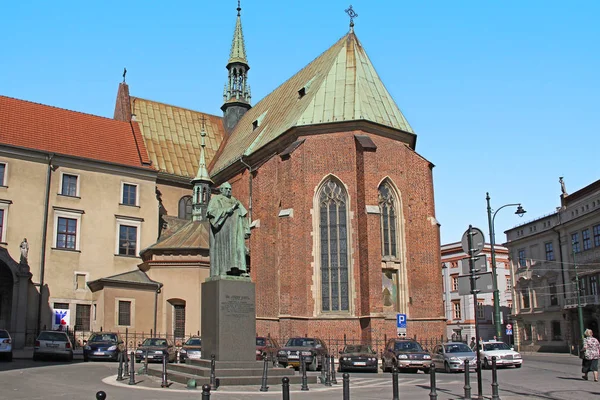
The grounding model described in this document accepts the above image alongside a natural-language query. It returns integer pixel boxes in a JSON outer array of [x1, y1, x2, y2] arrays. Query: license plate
[[288, 355, 299, 359], [189, 354, 201, 360], [94, 352, 105, 356], [47, 344, 59, 348], [410, 361, 422, 365], [147, 355, 154, 359], [354, 362, 366, 366]]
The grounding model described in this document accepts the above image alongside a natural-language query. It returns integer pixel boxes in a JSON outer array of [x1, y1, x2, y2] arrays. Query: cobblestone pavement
[[1, 352, 599, 399]]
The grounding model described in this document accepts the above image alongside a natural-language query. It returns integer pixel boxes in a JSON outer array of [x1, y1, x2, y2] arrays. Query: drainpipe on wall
[[239, 156, 253, 222], [36, 154, 55, 334], [153, 283, 163, 335]]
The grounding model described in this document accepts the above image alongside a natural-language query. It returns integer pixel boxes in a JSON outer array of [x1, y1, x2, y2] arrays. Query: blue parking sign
[[506, 328, 513, 336], [397, 314, 407, 329]]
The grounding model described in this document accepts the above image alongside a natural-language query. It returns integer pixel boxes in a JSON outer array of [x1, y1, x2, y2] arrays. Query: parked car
[[256, 336, 279, 362], [83, 332, 124, 362], [478, 340, 522, 369], [338, 344, 378, 373], [381, 338, 431, 373], [179, 337, 202, 362], [135, 338, 176, 363], [33, 331, 73, 361], [0, 329, 13, 361], [431, 342, 476, 373], [277, 337, 328, 371]]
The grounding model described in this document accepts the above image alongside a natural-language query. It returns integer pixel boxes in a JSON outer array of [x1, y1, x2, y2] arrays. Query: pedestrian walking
[[469, 337, 476, 351], [581, 329, 600, 382]]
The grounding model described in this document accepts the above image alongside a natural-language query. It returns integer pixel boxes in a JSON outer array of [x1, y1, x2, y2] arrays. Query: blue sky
[[1, 1, 598, 244]]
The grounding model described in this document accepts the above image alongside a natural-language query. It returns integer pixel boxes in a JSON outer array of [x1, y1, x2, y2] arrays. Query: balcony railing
[[564, 293, 600, 309]]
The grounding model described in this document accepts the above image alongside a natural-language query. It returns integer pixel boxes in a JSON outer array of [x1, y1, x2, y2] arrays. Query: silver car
[[0, 329, 12, 361], [33, 331, 73, 361], [431, 342, 476, 373]]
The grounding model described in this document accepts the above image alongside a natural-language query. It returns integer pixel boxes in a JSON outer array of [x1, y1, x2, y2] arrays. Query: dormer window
[[298, 87, 306, 98], [252, 120, 258, 130]]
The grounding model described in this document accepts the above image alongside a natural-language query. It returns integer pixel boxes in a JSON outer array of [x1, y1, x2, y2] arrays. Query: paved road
[[0, 354, 598, 399]]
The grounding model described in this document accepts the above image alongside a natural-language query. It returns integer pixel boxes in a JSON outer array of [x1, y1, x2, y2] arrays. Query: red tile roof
[[0, 95, 153, 169]]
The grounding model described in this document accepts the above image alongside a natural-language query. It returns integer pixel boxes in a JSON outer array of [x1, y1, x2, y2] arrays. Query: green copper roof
[[228, 5, 248, 66]]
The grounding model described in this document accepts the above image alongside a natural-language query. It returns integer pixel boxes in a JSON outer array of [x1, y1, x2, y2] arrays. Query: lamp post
[[572, 241, 585, 341], [486, 193, 526, 340]]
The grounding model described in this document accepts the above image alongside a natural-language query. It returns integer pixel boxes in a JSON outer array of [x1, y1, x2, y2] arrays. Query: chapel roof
[[0, 95, 152, 169], [146, 215, 209, 250], [131, 97, 226, 179], [210, 31, 415, 176], [87, 269, 161, 292]]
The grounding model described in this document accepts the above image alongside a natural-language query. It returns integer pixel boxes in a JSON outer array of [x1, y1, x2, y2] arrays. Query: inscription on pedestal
[[221, 295, 255, 318]]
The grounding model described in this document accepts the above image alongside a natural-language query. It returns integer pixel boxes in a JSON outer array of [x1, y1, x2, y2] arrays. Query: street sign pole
[[466, 225, 484, 400]]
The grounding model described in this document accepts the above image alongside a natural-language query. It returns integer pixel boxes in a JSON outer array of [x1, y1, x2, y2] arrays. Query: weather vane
[[345, 5, 358, 28], [122, 67, 127, 83]]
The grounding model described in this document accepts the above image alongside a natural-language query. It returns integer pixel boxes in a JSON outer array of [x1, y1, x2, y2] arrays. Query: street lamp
[[572, 242, 585, 341], [486, 193, 526, 340]]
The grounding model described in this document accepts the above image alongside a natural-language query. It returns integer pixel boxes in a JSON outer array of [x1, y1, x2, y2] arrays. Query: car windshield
[[394, 341, 423, 352], [89, 334, 118, 343], [483, 342, 511, 351], [444, 344, 472, 353], [185, 338, 201, 346], [286, 338, 317, 347], [343, 345, 373, 353], [256, 338, 267, 346], [0, 330, 9, 339], [38, 332, 68, 341], [142, 338, 168, 346]]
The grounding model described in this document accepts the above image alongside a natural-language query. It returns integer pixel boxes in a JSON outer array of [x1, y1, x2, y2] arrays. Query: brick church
[[0, 4, 444, 347]]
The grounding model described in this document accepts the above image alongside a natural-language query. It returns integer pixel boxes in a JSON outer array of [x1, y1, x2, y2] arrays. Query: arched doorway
[[0, 260, 13, 330]]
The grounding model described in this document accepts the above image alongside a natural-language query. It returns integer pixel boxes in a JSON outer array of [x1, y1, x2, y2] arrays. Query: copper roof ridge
[[130, 96, 223, 119]]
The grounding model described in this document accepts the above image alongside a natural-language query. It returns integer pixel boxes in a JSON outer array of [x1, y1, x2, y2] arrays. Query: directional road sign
[[461, 227, 485, 256], [458, 272, 494, 296], [460, 255, 488, 275]]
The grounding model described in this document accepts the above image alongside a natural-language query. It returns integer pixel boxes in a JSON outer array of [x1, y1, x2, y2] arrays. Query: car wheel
[[483, 358, 490, 369], [515, 364, 522, 369], [7, 352, 13, 362], [83, 355, 89, 362], [308, 357, 318, 372], [33, 354, 40, 362], [67, 353, 73, 362], [444, 362, 451, 373], [423, 368, 430, 374]]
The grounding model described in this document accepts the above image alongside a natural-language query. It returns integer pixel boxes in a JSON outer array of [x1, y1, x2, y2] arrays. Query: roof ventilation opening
[[298, 87, 306, 99], [252, 110, 268, 131], [252, 120, 259, 130]]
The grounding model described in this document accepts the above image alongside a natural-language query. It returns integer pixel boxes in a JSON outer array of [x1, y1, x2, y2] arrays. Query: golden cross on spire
[[345, 5, 358, 29]]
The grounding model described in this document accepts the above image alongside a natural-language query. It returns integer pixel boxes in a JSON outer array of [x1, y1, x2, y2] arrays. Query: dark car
[[338, 344, 378, 373], [256, 336, 279, 362], [179, 337, 201, 362], [135, 338, 176, 363], [277, 337, 328, 371], [382, 339, 431, 373], [83, 332, 124, 362]]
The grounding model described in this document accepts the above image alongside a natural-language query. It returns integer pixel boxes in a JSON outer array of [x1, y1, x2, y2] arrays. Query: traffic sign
[[461, 227, 485, 256], [397, 314, 407, 329], [460, 255, 488, 275], [458, 272, 494, 295], [506, 323, 512, 330], [506, 328, 513, 336]]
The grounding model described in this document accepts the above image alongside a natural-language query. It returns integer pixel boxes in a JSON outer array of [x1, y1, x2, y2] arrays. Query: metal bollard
[[392, 366, 399, 400], [282, 377, 290, 400], [342, 373, 350, 400], [201, 383, 211, 400], [161, 353, 168, 388], [476, 358, 483, 400], [96, 391, 107, 400], [463, 358, 472, 400], [491, 356, 500, 400], [259, 354, 269, 392], [429, 363, 438, 400], [325, 353, 332, 386], [128, 351, 135, 385], [144, 349, 149, 375], [320, 353, 326, 383], [123, 351, 129, 377], [210, 354, 217, 390], [116, 351, 124, 381], [330, 355, 337, 384], [300, 354, 309, 391]]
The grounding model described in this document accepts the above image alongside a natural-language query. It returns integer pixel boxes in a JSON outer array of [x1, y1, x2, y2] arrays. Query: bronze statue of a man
[[207, 182, 251, 277]]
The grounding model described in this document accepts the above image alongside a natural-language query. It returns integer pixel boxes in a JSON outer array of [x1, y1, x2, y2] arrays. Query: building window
[[551, 321, 562, 341], [60, 174, 78, 197], [121, 183, 138, 206], [75, 273, 87, 291], [451, 275, 459, 291], [583, 229, 592, 251], [0, 163, 5, 186], [54, 302, 69, 310], [545, 242, 554, 261], [118, 301, 131, 326], [0, 209, 4, 242], [57, 217, 77, 249], [549, 283, 558, 306], [591, 276, 598, 296], [452, 301, 461, 320], [174, 304, 186, 338], [382, 269, 399, 312], [75, 304, 91, 331], [572, 233, 580, 253], [477, 301, 485, 319], [378, 182, 397, 258], [178, 196, 193, 220], [523, 324, 532, 341], [506, 277, 512, 291], [507, 301, 513, 311], [593, 225, 600, 247], [118, 225, 138, 256], [319, 179, 349, 313], [522, 289, 530, 309], [518, 249, 526, 267], [536, 321, 546, 341]]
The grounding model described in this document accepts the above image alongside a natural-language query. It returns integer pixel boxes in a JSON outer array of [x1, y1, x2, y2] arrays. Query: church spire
[[221, 0, 252, 133], [191, 116, 213, 221]]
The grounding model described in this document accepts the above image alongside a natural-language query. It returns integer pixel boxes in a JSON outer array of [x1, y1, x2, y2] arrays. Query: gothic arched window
[[379, 182, 397, 258], [178, 196, 193, 220], [318, 179, 350, 312]]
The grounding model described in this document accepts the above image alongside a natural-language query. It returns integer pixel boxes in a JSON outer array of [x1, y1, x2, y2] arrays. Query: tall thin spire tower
[[191, 116, 213, 221]]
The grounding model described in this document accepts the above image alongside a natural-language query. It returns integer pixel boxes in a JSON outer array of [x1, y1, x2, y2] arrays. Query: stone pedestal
[[201, 277, 256, 361]]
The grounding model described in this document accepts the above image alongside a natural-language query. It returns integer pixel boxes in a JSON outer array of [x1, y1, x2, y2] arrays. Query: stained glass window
[[378, 183, 397, 257]]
